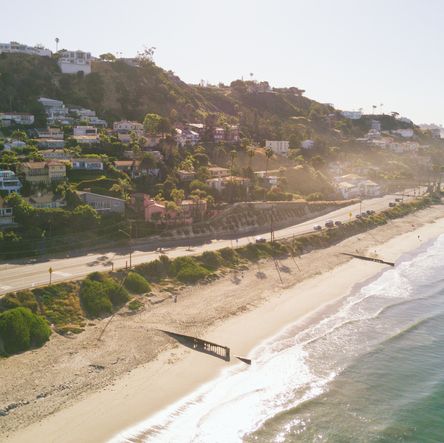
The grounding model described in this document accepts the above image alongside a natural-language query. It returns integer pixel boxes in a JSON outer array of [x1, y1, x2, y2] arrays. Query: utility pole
[[119, 224, 132, 269], [270, 205, 275, 242]]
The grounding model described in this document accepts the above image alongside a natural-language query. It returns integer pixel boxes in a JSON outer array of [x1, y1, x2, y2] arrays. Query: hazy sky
[[2, 0, 443, 124]]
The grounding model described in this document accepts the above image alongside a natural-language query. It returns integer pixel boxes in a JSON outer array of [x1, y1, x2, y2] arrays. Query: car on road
[[325, 220, 334, 228], [334, 220, 343, 226], [389, 202, 396, 207], [313, 224, 322, 231], [255, 236, 266, 244], [366, 209, 375, 215]]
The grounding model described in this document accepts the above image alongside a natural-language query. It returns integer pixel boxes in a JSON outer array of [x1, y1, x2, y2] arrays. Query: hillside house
[[38, 97, 69, 123], [71, 158, 104, 170], [0, 170, 22, 193], [0, 113, 35, 126], [18, 161, 66, 184], [58, 50, 92, 75], [265, 140, 290, 156], [208, 166, 230, 178], [25, 192, 66, 209], [130, 193, 207, 225], [36, 128, 64, 140], [206, 176, 250, 193], [175, 128, 200, 146], [0, 41, 51, 57], [36, 139, 65, 149], [76, 191, 125, 213]]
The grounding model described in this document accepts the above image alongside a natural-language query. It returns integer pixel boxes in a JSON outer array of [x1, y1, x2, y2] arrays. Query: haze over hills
[[0, 52, 415, 144]]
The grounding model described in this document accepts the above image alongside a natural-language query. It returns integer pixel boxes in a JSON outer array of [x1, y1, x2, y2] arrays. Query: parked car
[[255, 236, 266, 244], [361, 212, 368, 218], [366, 209, 375, 215], [356, 214, 363, 219], [313, 224, 322, 231], [334, 220, 343, 226], [389, 202, 396, 207], [395, 197, 402, 202], [325, 220, 334, 228]]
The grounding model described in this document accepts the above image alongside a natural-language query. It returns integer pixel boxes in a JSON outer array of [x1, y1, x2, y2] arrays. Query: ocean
[[113, 233, 444, 443]]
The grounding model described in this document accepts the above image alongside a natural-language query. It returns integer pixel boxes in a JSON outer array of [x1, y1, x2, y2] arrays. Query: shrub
[[0, 290, 38, 313], [199, 251, 223, 270], [103, 278, 130, 306], [128, 299, 143, 311], [135, 255, 171, 282], [219, 247, 239, 265], [124, 272, 151, 294], [33, 282, 84, 330], [87, 271, 107, 282], [79, 279, 113, 317], [0, 307, 51, 355], [172, 256, 211, 284]]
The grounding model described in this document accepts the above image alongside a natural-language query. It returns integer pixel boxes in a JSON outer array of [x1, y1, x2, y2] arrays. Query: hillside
[[0, 53, 413, 142]]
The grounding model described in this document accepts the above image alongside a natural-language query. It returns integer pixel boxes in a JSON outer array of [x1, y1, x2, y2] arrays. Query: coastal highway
[[0, 190, 424, 295]]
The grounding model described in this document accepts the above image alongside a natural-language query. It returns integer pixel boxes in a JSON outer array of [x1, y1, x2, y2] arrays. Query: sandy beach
[[2, 205, 444, 443]]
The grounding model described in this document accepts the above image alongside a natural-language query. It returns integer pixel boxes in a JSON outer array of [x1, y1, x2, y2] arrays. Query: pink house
[[130, 193, 207, 225]]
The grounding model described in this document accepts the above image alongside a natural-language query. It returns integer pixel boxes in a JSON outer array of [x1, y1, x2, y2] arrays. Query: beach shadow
[[159, 330, 230, 362]]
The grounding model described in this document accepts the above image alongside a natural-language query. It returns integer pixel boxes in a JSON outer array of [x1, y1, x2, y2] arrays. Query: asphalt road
[[0, 190, 424, 295]]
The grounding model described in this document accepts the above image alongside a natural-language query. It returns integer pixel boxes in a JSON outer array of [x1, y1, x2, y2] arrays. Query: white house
[[371, 120, 381, 132], [175, 128, 200, 146], [0, 170, 22, 193], [392, 128, 414, 138], [113, 120, 144, 132], [73, 126, 98, 136], [0, 113, 35, 126], [0, 41, 51, 57], [265, 140, 289, 156], [4, 140, 26, 151], [341, 111, 362, 120], [36, 127, 64, 140], [301, 139, 315, 150], [0, 206, 14, 225], [337, 181, 360, 199], [58, 50, 92, 75], [38, 97, 69, 122], [71, 158, 103, 170]]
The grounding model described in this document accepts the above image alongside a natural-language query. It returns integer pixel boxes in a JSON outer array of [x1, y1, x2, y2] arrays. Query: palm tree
[[265, 147, 273, 177], [230, 149, 237, 176], [247, 147, 255, 170]]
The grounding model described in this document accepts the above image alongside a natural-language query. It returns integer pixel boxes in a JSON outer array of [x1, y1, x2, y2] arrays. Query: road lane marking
[[53, 271, 72, 277]]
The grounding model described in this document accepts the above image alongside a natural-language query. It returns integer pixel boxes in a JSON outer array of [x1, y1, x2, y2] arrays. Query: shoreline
[[3, 206, 444, 443]]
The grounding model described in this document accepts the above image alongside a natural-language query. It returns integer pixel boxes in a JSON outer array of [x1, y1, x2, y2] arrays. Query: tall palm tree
[[265, 147, 273, 177], [247, 147, 255, 170]]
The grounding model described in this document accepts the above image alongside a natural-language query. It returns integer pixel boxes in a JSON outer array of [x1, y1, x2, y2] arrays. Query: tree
[[170, 188, 184, 203], [72, 205, 100, 230], [99, 53, 116, 62], [11, 130, 27, 142], [265, 147, 273, 177], [143, 113, 162, 135]]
